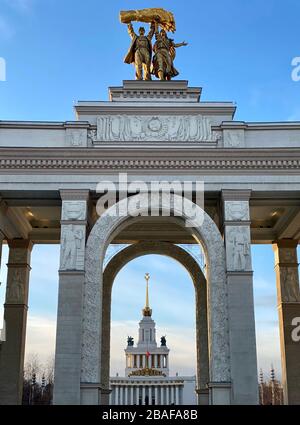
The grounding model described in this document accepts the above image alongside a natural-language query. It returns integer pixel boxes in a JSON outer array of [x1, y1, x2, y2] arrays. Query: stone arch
[[101, 241, 209, 404], [82, 194, 231, 404]]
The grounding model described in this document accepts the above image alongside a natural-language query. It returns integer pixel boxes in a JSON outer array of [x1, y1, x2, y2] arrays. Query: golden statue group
[[120, 8, 188, 81]]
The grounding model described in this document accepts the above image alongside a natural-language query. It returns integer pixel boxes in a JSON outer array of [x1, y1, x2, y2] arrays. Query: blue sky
[[0, 0, 300, 381], [0, 0, 300, 121]]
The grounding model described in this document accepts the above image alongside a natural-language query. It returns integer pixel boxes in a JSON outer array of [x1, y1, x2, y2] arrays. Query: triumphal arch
[[0, 8, 300, 406]]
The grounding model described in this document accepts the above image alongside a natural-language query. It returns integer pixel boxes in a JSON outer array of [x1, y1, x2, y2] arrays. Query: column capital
[[7, 239, 33, 251], [222, 190, 252, 202], [60, 189, 90, 201], [272, 239, 299, 250]]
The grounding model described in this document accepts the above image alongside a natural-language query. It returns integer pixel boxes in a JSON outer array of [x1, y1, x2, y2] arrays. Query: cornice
[[74, 103, 236, 117], [219, 121, 300, 131], [0, 121, 91, 130], [0, 147, 299, 174]]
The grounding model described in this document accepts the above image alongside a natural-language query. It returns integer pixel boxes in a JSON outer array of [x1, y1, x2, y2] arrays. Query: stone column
[[176, 386, 180, 405], [222, 190, 259, 405], [130, 386, 133, 405], [148, 386, 152, 405], [166, 386, 170, 405], [115, 386, 119, 405], [171, 386, 175, 404], [120, 386, 123, 405], [160, 386, 164, 405], [273, 240, 300, 405], [0, 240, 33, 405], [136, 386, 139, 405], [53, 190, 90, 405], [124, 386, 128, 405]]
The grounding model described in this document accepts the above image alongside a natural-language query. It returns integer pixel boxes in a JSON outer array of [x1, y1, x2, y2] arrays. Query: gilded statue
[[120, 8, 188, 81], [124, 22, 155, 80], [120, 8, 176, 32], [152, 24, 188, 81]]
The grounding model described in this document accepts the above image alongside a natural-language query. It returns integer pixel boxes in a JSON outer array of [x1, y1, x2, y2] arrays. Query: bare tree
[[22, 353, 54, 405]]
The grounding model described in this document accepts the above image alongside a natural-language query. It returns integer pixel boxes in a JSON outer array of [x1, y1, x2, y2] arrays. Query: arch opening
[[82, 194, 231, 405]]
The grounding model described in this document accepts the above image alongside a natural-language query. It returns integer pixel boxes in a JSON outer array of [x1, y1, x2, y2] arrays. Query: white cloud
[[110, 320, 196, 377], [256, 322, 282, 379], [24, 315, 56, 366]]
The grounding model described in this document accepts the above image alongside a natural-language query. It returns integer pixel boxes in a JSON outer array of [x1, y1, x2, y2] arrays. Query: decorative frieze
[[1, 156, 299, 171], [95, 115, 217, 142]]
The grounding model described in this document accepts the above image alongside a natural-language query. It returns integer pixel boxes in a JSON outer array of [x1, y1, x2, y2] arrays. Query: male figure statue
[[124, 22, 155, 80]]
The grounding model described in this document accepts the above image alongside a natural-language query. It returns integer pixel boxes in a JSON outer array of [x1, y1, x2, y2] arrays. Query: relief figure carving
[[61, 225, 84, 270], [96, 115, 216, 142]]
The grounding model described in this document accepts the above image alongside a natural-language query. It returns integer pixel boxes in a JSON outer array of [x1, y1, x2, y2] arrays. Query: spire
[[270, 364, 275, 382], [259, 368, 264, 385], [142, 273, 152, 317]]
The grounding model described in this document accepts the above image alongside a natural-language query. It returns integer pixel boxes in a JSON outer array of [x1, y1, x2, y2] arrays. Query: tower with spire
[[110, 273, 197, 405], [125, 273, 170, 378]]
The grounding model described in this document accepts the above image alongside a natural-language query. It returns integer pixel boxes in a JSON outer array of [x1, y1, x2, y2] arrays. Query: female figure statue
[[151, 25, 188, 81]]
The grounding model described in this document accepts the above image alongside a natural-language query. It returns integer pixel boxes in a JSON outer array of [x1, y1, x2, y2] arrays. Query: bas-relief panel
[[94, 115, 218, 142]]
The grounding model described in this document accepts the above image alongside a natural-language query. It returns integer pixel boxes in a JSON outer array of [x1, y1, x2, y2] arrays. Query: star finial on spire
[[142, 273, 152, 317]]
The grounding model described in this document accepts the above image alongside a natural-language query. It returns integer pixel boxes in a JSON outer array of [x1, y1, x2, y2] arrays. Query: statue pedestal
[[109, 80, 202, 103]]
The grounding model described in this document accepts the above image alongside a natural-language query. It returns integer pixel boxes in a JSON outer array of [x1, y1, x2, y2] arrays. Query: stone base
[[196, 388, 209, 405], [80, 384, 102, 405], [208, 382, 231, 405]]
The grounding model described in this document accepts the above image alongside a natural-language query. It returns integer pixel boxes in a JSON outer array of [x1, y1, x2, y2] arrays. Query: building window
[[133, 355, 137, 368]]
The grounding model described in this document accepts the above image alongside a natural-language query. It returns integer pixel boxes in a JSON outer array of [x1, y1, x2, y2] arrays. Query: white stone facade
[[0, 80, 299, 406]]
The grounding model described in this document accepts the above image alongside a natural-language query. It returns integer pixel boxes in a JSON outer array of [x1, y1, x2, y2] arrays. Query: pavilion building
[[109, 274, 196, 405]]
